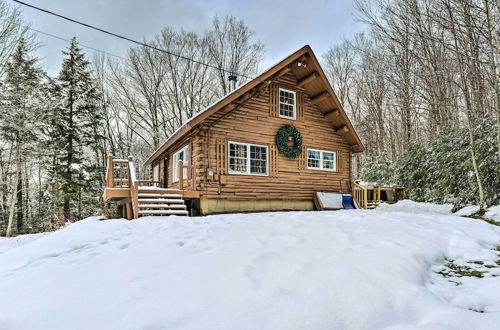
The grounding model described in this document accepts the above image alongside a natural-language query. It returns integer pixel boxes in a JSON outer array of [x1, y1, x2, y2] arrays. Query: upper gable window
[[279, 88, 296, 119]]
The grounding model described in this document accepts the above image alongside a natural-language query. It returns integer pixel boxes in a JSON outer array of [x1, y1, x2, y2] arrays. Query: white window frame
[[228, 141, 269, 176], [307, 148, 337, 171], [152, 163, 160, 182], [279, 88, 296, 120], [172, 144, 189, 183]]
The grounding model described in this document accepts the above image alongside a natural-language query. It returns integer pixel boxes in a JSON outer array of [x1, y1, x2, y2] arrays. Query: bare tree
[[206, 15, 264, 94], [0, 0, 29, 76]]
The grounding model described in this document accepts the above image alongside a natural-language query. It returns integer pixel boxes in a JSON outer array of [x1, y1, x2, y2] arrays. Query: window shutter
[[269, 83, 278, 117], [270, 145, 279, 177], [299, 145, 307, 170], [297, 92, 304, 120], [337, 151, 343, 171], [216, 138, 227, 174]]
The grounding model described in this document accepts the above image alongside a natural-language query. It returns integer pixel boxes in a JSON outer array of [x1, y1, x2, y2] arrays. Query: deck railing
[[352, 181, 368, 209], [105, 156, 198, 218], [352, 182, 403, 209], [178, 160, 195, 191], [126, 156, 139, 219], [106, 156, 131, 188], [105, 156, 139, 219]]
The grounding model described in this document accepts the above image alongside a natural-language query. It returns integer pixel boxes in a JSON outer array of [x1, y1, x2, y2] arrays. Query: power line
[[13, 0, 260, 81], [28, 27, 128, 60]]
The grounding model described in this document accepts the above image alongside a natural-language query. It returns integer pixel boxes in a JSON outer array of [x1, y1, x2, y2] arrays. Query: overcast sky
[[16, 0, 366, 75]]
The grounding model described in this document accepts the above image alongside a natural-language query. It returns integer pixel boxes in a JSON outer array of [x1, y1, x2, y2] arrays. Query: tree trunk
[[483, 0, 500, 163], [468, 128, 486, 212], [16, 166, 23, 232], [446, 1, 486, 212], [6, 144, 21, 237]]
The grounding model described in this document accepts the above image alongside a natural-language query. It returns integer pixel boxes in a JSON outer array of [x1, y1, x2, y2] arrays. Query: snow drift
[[0, 208, 499, 330]]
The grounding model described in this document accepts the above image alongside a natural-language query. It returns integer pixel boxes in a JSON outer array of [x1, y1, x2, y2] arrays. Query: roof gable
[[144, 45, 364, 166]]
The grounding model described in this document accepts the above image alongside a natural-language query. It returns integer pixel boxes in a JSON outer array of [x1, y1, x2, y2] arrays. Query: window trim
[[172, 144, 189, 183], [152, 163, 160, 182], [228, 141, 269, 176], [307, 148, 337, 172], [278, 88, 296, 120]]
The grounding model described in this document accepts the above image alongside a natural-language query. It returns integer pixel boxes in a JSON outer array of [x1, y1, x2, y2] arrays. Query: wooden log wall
[[198, 71, 352, 200], [153, 71, 353, 202], [152, 129, 202, 190]]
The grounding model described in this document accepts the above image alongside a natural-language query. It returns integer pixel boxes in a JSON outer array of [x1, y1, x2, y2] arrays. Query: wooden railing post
[[178, 159, 184, 190], [191, 165, 195, 191], [106, 155, 114, 188], [127, 156, 139, 219], [363, 186, 368, 209]]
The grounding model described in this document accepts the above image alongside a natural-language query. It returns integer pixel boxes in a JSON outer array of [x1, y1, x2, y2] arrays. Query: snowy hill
[[0, 208, 499, 330]]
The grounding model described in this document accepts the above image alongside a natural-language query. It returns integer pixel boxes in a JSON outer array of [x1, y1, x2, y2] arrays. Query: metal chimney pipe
[[228, 75, 237, 92]]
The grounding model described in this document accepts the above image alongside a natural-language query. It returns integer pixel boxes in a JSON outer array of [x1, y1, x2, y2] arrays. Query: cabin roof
[[144, 45, 364, 166]]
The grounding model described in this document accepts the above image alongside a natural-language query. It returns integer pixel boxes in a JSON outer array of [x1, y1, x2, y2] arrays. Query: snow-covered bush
[[358, 152, 397, 185], [396, 119, 499, 208]]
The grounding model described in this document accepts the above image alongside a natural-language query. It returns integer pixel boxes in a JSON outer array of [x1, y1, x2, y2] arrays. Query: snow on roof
[[145, 52, 298, 166]]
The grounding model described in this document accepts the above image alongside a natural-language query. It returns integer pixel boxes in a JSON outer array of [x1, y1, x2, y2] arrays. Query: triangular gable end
[[144, 45, 364, 166]]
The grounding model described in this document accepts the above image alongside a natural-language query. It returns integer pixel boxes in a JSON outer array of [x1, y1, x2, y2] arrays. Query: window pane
[[307, 150, 320, 168], [230, 143, 247, 158], [322, 152, 335, 170], [279, 89, 295, 118], [250, 145, 267, 174], [323, 160, 334, 169], [229, 143, 248, 173], [323, 152, 334, 161], [229, 157, 247, 172]]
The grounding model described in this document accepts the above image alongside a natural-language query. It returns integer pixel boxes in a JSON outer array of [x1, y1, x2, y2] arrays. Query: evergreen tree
[[49, 38, 103, 220], [358, 152, 397, 184], [0, 38, 44, 236], [395, 119, 499, 209]]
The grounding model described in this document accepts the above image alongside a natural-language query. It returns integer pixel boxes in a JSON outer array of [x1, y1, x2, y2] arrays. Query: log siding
[[146, 46, 362, 214]]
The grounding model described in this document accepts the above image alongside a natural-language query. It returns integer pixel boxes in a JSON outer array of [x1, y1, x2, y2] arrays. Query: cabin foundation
[[198, 199, 314, 215]]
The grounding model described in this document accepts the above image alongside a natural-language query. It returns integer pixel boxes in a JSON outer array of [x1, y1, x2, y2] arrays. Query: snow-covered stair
[[367, 201, 382, 209], [136, 188, 188, 216]]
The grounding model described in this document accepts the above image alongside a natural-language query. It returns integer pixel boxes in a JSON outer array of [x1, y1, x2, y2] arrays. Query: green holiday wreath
[[276, 125, 303, 158]]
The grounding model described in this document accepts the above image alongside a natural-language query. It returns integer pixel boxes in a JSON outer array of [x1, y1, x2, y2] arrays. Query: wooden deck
[[352, 181, 405, 209], [103, 156, 198, 219]]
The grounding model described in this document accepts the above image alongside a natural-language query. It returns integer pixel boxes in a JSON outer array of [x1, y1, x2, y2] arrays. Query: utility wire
[[29, 27, 128, 60], [13, 0, 261, 81]]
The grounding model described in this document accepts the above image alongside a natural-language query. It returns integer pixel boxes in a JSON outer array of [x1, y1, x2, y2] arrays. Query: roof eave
[[144, 45, 313, 167]]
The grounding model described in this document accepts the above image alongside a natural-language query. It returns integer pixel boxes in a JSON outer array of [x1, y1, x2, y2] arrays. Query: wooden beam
[[292, 56, 308, 68], [297, 72, 319, 87], [311, 92, 330, 105], [334, 125, 349, 134], [324, 109, 340, 121], [298, 55, 308, 62], [352, 144, 363, 153], [273, 66, 291, 80]]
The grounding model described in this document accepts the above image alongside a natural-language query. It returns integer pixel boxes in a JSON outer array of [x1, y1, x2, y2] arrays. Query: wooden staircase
[[103, 156, 189, 219], [136, 187, 188, 216], [366, 200, 382, 209]]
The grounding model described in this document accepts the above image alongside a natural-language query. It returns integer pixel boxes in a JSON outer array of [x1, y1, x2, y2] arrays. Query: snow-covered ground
[[485, 205, 500, 223], [0, 205, 499, 330], [377, 199, 454, 214], [0, 232, 49, 255]]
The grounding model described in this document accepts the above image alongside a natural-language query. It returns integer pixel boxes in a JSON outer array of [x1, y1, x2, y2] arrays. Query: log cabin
[[103, 45, 364, 218]]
